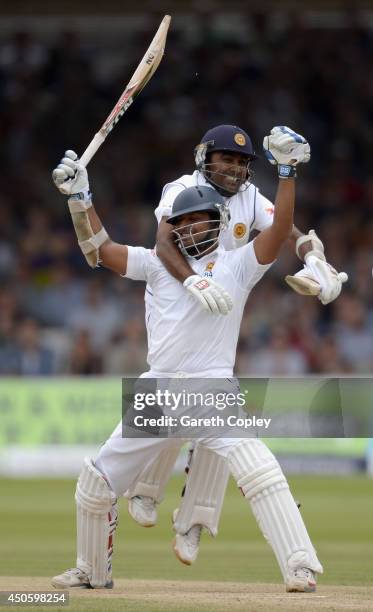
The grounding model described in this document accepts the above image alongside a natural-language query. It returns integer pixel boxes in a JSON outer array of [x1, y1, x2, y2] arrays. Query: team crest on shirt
[[234, 133, 246, 146], [233, 222, 247, 239], [203, 262, 215, 278]]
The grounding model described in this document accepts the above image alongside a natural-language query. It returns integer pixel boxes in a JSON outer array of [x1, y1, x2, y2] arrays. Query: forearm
[[67, 195, 127, 274], [288, 225, 314, 262], [272, 178, 295, 242], [290, 225, 302, 245], [156, 220, 194, 282], [254, 178, 294, 264], [87, 204, 104, 235], [87, 202, 128, 273]]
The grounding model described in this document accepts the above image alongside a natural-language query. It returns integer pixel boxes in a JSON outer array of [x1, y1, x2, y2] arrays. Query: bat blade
[[80, 14, 171, 167]]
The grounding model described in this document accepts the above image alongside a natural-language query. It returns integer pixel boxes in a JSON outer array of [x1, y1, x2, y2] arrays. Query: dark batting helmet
[[194, 125, 257, 196], [196, 125, 257, 161], [167, 186, 230, 258], [167, 186, 225, 224]]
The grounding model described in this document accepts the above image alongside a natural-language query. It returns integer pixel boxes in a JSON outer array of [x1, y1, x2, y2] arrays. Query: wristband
[[68, 189, 92, 205], [278, 165, 297, 179]]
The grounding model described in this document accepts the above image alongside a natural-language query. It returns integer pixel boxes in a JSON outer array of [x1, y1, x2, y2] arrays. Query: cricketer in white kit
[[51, 125, 324, 592], [127, 124, 348, 564]]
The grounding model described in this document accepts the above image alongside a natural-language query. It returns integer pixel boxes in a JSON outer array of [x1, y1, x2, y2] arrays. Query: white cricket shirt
[[127, 243, 271, 376], [154, 171, 275, 248]]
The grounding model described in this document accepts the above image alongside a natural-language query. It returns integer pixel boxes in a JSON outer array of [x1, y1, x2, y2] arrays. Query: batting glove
[[285, 258, 348, 305], [183, 275, 233, 315], [263, 126, 310, 179], [52, 150, 90, 198]]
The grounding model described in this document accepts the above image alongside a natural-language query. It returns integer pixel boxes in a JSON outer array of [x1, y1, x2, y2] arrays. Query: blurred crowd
[[0, 11, 372, 376]]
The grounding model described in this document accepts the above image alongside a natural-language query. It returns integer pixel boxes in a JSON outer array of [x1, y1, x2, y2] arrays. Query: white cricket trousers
[[94, 420, 324, 578], [95, 419, 243, 497]]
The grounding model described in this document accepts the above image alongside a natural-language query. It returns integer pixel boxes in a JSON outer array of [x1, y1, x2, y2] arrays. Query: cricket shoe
[[128, 495, 157, 527], [51, 567, 113, 589], [172, 509, 202, 565], [285, 567, 317, 593]]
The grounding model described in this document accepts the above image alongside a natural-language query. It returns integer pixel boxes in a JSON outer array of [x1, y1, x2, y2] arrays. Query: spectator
[[68, 330, 102, 375], [332, 294, 373, 373], [103, 318, 148, 375], [0, 13, 371, 376], [15, 318, 54, 375], [66, 279, 122, 351], [238, 325, 309, 375]]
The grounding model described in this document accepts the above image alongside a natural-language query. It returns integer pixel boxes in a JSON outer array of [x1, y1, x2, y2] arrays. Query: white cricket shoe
[[51, 567, 113, 590], [128, 495, 157, 527], [172, 508, 202, 566], [173, 526, 202, 565], [285, 567, 317, 592]]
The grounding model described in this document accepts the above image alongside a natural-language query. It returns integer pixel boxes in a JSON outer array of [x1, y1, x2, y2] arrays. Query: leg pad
[[174, 445, 229, 536], [75, 458, 118, 588], [228, 440, 323, 579]]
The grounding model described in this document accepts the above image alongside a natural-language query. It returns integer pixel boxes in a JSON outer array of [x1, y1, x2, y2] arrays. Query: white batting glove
[[306, 255, 348, 305], [285, 258, 348, 305], [183, 275, 233, 315], [263, 126, 310, 178], [52, 150, 90, 197]]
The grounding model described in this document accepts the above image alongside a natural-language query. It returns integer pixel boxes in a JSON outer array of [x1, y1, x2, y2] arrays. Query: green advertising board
[[0, 378, 122, 446], [0, 378, 369, 457]]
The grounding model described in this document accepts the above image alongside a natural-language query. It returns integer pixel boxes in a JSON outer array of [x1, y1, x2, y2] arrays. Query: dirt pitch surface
[[1, 577, 373, 611]]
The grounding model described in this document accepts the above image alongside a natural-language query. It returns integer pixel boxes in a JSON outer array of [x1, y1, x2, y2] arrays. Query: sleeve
[[252, 189, 274, 232], [123, 246, 155, 281], [231, 241, 273, 292], [154, 182, 186, 224]]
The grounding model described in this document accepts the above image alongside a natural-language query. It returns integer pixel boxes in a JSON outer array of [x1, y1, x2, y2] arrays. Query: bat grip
[[80, 131, 106, 168]]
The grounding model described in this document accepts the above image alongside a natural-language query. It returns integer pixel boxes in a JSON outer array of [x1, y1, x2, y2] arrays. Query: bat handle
[[80, 131, 106, 168]]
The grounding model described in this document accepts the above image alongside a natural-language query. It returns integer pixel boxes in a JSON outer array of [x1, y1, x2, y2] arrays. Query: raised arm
[[254, 128, 347, 302], [253, 127, 308, 264], [52, 150, 128, 275]]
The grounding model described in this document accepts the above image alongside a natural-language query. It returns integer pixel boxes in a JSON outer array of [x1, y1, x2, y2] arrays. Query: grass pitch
[[0, 474, 372, 611]]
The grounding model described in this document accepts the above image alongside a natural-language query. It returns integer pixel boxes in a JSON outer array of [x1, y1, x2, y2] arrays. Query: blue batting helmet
[[196, 125, 257, 161]]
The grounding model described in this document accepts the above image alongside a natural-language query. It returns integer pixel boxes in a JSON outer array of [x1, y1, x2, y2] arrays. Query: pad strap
[[67, 195, 109, 268], [295, 229, 326, 262], [173, 445, 229, 537], [68, 199, 92, 213], [228, 440, 323, 579], [79, 227, 109, 255], [75, 458, 118, 587]]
